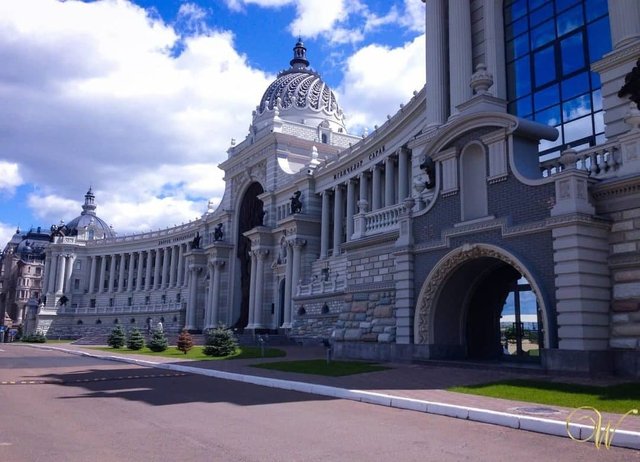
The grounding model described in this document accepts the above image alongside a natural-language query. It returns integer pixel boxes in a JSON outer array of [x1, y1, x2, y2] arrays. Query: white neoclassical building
[[26, 1, 640, 376]]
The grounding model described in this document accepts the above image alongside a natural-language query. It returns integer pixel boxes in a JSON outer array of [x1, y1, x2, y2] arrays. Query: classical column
[[384, 157, 396, 207], [136, 252, 144, 291], [332, 185, 344, 257], [117, 253, 126, 292], [204, 263, 214, 328], [55, 255, 66, 294], [169, 245, 177, 287], [398, 148, 409, 201], [176, 244, 185, 287], [210, 260, 224, 326], [290, 239, 305, 311], [253, 249, 268, 328], [320, 191, 331, 258], [145, 250, 153, 291], [88, 256, 97, 294], [48, 253, 58, 294], [346, 179, 356, 241], [608, 0, 640, 49], [185, 265, 200, 330], [482, 0, 506, 99], [358, 171, 369, 213], [161, 247, 170, 288], [283, 242, 293, 328], [127, 253, 135, 292], [449, 0, 472, 116], [426, 0, 449, 125], [64, 254, 76, 293], [107, 255, 116, 293], [153, 248, 161, 289], [371, 165, 381, 210], [42, 253, 52, 294], [247, 250, 257, 328], [98, 255, 107, 293]]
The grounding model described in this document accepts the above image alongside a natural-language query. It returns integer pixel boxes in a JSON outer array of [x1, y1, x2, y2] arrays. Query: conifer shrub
[[148, 327, 168, 352], [203, 325, 238, 357], [107, 325, 126, 349], [21, 332, 47, 343], [176, 329, 194, 355], [126, 328, 145, 350]]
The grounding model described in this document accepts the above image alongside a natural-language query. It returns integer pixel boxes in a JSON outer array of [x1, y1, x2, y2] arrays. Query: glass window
[[534, 84, 559, 111], [509, 96, 533, 117], [507, 16, 529, 38], [585, 0, 607, 21], [535, 104, 561, 126], [563, 94, 591, 121], [534, 46, 556, 85], [507, 57, 531, 100], [506, 0, 528, 23], [564, 115, 593, 143], [588, 18, 612, 62], [530, 2, 553, 26], [557, 4, 583, 36], [561, 32, 585, 75], [508, 33, 530, 60], [561, 72, 589, 100], [531, 20, 555, 49], [592, 88, 602, 111], [555, 0, 580, 13]]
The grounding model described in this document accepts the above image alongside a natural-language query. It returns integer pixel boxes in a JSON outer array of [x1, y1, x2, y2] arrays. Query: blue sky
[[0, 0, 425, 245]]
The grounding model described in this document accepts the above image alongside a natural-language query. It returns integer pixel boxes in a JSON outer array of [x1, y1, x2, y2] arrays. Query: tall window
[[504, 0, 611, 159]]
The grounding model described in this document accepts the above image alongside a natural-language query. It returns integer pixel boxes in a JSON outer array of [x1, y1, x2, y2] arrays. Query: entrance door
[[499, 277, 543, 360]]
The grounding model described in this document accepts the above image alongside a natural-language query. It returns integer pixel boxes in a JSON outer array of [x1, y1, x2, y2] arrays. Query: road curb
[[33, 345, 640, 451]]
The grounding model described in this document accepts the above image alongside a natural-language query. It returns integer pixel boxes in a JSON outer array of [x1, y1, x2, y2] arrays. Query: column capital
[[208, 258, 226, 268], [290, 238, 307, 249]]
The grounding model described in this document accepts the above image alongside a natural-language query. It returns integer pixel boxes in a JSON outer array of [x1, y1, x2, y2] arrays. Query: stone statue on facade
[[213, 223, 224, 241], [190, 232, 201, 249], [619, 58, 640, 110], [419, 157, 436, 190], [290, 191, 303, 214]]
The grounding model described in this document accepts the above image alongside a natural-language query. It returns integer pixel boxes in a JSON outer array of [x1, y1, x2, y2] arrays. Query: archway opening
[[235, 182, 264, 329], [432, 257, 543, 362]]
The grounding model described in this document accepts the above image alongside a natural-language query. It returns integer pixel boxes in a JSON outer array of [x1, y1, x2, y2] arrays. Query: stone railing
[[62, 302, 182, 315], [364, 203, 405, 235], [88, 221, 200, 246], [540, 142, 620, 178], [297, 278, 346, 296]]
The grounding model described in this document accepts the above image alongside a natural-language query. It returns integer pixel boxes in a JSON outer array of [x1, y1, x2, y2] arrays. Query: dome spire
[[290, 37, 309, 70], [81, 187, 97, 216]]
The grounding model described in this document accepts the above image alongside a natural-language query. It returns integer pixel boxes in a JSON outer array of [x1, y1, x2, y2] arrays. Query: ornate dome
[[65, 188, 116, 240], [256, 40, 346, 130]]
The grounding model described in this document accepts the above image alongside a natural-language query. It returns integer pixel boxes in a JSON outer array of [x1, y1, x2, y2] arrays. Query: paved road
[[0, 345, 635, 461]]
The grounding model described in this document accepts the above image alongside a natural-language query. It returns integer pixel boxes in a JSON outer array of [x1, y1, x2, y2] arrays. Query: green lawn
[[93, 345, 286, 361], [252, 359, 389, 377], [449, 379, 640, 414]]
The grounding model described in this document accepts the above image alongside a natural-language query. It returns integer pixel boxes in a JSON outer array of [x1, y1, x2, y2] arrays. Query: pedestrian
[[157, 321, 163, 332]]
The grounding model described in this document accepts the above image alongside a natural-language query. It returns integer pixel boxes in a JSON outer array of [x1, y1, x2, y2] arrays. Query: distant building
[[10, 1, 640, 375]]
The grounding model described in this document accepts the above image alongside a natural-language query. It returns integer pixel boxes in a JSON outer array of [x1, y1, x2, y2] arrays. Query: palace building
[[15, 0, 640, 375]]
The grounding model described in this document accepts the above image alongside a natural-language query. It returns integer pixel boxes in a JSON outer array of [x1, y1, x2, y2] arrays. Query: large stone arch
[[414, 243, 552, 352]]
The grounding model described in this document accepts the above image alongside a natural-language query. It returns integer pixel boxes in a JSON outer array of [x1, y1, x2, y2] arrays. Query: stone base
[[613, 350, 640, 377], [541, 349, 613, 375]]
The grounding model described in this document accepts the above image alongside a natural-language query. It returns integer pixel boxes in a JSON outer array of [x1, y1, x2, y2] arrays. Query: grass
[[449, 379, 640, 414], [92, 345, 286, 361], [252, 359, 389, 377]]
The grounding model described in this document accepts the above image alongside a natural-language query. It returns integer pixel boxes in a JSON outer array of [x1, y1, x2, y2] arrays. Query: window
[[75, 261, 82, 270], [73, 279, 80, 290], [504, 0, 611, 159], [90, 299, 96, 308], [176, 293, 181, 303], [109, 298, 114, 307], [35, 267, 42, 275]]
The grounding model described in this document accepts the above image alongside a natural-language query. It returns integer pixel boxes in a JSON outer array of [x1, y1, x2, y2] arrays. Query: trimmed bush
[[176, 329, 194, 355], [21, 332, 47, 343], [203, 326, 238, 357], [107, 325, 126, 349], [148, 327, 168, 352], [127, 328, 145, 350]]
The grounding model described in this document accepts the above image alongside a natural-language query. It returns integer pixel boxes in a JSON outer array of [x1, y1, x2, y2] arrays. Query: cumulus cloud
[[338, 34, 425, 131], [0, 222, 18, 249], [0, 0, 272, 232], [0, 162, 23, 195]]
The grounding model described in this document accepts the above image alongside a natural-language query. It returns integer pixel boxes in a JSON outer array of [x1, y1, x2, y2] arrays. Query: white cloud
[[0, 162, 23, 194], [0, 222, 18, 248], [338, 34, 425, 130], [0, 0, 272, 233]]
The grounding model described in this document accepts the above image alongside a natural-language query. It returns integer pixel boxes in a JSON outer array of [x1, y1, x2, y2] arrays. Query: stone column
[[136, 252, 144, 291], [283, 243, 293, 328], [290, 240, 305, 320], [210, 260, 224, 326], [332, 185, 344, 256], [346, 179, 356, 241], [185, 265, 200, 330], [64, 254, 75, 294], [169, 245, 177, 287], [98, 255, 107, 293], [608, 0, 640, 49], [448, 0, 472, 116], [177, 244, 185, 287], [247, 250, 257, 327], [55, 255, 66, 294], [253, 249, 268, 329], [47, 254, 58, 295], [117, 253, 126, 292], [320, 191, 331, 258], [482, 0, 506, 99], [426, 0, 448, 126], [153, 249, 161, 289], [371, 165, 381, 210], [107, 255, 116, 293], [145, 251, 153, 291], [161, 247, 170, 288], [127, 253, 135, 292], [358, 171, 369, 213], [398, 148, 409, 201], [204, 263, 215, 328], [88, 256, 97, 294], [385, 156, 396, 206]]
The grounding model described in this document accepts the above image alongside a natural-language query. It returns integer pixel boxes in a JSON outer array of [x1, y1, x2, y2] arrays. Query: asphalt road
[[0, 345, 636, 462]]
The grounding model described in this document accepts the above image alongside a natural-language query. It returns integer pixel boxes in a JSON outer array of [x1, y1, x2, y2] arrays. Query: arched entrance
[[235, 182, 264, 329], [415, 244, 548, 362]]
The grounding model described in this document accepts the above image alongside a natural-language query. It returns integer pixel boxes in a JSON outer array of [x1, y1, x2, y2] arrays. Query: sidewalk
[[35, 343, 640, 451]]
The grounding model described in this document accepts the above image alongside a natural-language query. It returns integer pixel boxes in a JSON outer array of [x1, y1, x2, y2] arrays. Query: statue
[[58, 295, 68, 306], [214, 223, 224, 241], [419, 157, 436, 190], [290, 191, 303, 214], [190, 232, 201, 250], [618, 58, 640, 110], [49, 223, 68, 241]]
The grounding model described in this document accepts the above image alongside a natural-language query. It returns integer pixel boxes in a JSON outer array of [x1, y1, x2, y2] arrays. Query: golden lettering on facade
[[565, 406, 638, 449]]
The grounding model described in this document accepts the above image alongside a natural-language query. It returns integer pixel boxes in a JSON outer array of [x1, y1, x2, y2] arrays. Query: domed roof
[[257, 40, 345, 127], [65, 188, 116, 240]]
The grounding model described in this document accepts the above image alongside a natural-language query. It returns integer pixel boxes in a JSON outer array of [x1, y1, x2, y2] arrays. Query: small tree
[[127, 328, 145, 350], [108, 325, 125, 349], [148, 327, 168, 352], [176, 329, 194, 355], [203, 325, 238, 357]]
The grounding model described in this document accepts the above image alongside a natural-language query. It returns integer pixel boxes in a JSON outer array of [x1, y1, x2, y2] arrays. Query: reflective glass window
[[535, 105, 561, 126], [556, 0, 580, 13], [557, 5, 583, 36], [534, 84, 559, 111], [561, 32, 585, 75], [564, 115, 593, 143], [561, 72, 589, 99], [510, 96, 533, 117], [586, 0, 608, 21], [563, 94, 591, 121], [588, 18, 612, 62], [507, 57, 531, 100], [592, 89, 602, 111], [534, 46, 556, 86], [532, 20, 555, 49], [505, 0, 528, 23], [530, 3, 553, 26], [529, 0, 549, 10]]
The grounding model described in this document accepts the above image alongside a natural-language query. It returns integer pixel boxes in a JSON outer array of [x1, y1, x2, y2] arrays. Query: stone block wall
[[291, 298, 342, 339], [332, 291, 396, 343]]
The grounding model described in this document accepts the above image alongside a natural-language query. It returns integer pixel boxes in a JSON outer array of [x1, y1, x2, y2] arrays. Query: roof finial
[[290, 38, 309, 70], [81, 187, 97, 216]]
